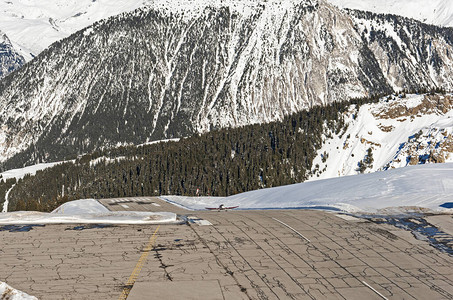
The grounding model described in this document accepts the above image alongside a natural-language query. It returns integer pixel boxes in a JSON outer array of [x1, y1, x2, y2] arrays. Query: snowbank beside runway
[[51, 198, 109, 214], [0, 199, 177, 225], [0, 282, 37, 300], [162, 163, 453, 214]]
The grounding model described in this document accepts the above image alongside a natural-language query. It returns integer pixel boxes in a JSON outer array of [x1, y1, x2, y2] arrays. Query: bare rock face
[[1, 0, 453, 168], [409, 155, 419, 165], [383, 112, 453, 168], [349, 9, 453, 92], [373, 94, 453, 119], [430, 152, 446, 163], [372, 94, 453, 169]]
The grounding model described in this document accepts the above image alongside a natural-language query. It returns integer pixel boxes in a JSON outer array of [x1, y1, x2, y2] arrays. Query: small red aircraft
[[205, 204, 239, 211]]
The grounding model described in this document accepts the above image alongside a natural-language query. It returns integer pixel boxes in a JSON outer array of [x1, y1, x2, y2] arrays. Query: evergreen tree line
[[7, 94, 385, 212]]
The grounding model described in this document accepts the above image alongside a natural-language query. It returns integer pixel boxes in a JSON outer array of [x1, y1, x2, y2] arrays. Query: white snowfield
[[0, 0, 152, 60], [0, 199, 177, 225], [162, 163, 453, 214], [327, 0, 453, 28], [0, 282, 36, 300]]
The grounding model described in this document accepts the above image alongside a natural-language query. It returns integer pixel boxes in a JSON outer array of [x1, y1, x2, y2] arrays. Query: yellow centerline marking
[[118, 225, 160, 300]]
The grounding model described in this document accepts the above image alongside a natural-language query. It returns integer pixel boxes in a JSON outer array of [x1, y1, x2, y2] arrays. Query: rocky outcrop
[[0, 31, 25, 79], [372, 94, 453, 119], [309, 93, 453, 180]]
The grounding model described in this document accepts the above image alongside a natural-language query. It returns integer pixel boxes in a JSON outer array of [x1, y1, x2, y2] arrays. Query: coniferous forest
[[3, 96, 383, 212]]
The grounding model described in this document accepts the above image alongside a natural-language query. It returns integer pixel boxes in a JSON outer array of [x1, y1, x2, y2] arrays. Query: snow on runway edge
[[0, 199, 177, 225], [0, 282, 37, 300], [162, 163, 453, 214]]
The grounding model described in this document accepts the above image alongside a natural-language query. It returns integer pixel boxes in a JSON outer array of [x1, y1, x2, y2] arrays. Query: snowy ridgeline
[[0, 138, 182, 180], [327, 0, 453, 28], [0, 0, 310, 61], [310, 93, 453, 180], [0, 282, 37, 300], [163, 163, 453, 214], [0, 161, 65, 180], [3, 0, 453, 63]]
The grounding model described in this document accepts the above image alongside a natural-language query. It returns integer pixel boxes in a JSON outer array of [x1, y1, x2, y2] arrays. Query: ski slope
[[163, 163, 453, 214], [327, 0, 453, 27], [0, 161, 67, 180]]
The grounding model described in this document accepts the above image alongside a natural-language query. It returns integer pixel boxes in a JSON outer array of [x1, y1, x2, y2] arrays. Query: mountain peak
[[0, 30, 25, 78]]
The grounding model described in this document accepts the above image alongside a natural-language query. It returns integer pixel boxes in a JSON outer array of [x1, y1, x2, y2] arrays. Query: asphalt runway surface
[[1, 197, 453, 299]]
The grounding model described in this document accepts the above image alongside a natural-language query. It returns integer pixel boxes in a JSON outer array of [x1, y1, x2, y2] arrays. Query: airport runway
[[1, 197, 453, 299]]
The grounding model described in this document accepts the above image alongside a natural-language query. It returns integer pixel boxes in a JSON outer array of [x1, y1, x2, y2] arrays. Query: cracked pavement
[[1, 197, 453, 299]]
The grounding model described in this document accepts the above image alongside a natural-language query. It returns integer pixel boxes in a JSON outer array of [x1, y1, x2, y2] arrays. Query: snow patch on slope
[[0, 161, 67, 180], [2, 183, 15, 213], [309, 93, 453, 180]]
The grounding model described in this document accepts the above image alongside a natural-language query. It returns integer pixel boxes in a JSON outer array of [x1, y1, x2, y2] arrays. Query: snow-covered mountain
[[327, 0, 453, 28], [310, 93, 453, 180], [0, 0, 152, 61], [2, 0, 452, 61], [1, 0, 453, 168], [0, 30, 25, 78]]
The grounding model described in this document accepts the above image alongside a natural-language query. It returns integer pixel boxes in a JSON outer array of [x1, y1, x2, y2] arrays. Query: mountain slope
[[0, 30, 25, 78], [4, 92, 453, 213], [327, 0, 453, 28], [310, 93, 453, 180], [1, 0, 453, 168]]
